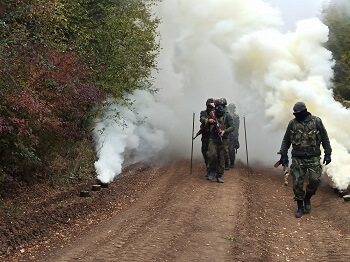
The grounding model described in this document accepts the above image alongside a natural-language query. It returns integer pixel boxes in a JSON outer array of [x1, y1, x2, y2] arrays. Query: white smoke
[[93, 0, 350, 190], [93, 90, 173, 183]]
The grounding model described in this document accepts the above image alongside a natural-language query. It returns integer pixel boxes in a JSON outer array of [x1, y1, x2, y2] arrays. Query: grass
[[223, 236, 241, 242]]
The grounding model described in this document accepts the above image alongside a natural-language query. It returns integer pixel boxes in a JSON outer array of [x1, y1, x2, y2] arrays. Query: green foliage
[[322, 1, 350, 105], [0, 0, 161, 182], [76, 0, 161, 98]]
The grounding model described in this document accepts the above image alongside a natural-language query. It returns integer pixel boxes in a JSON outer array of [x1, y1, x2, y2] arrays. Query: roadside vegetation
[[322, 0, 350, 108], [0, 0, 160, 191]]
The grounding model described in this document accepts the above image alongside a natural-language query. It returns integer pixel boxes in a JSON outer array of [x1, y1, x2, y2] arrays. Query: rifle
[[193, 126, 204, 140], [274, 152, 289, 186], [209, 110, 223, 143]]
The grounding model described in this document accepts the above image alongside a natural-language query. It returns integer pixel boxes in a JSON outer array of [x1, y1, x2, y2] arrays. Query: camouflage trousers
[[228, 141, 236, 166], [224, 139, 230, 165], [207, 139, 227, 178], [290, 156, 322, 201], [201, 139, 210, 171]]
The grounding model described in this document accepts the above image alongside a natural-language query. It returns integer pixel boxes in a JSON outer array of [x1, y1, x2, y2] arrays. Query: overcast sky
[[266, 0, 330, 31]]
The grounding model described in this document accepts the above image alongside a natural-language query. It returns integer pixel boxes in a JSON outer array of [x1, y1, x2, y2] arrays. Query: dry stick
[[190, 112, 195, 174], [243, 116, 249, 172]]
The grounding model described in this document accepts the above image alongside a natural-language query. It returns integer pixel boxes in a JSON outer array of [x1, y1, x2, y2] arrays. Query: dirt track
[[3, 160, 350, 261]]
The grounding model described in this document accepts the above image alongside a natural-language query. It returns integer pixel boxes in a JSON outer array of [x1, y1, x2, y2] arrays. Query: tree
[[322, 1, 350, 106]]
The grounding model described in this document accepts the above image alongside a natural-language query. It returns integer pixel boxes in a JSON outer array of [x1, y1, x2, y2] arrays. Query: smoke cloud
[[93, 0, 350, 190]]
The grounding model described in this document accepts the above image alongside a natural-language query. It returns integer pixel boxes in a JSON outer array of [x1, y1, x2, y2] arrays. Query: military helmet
[[215, 98, 227, 106], [293, 101, 306, 112], [227, 103, 236, 111], [206, 98, 215, 106]]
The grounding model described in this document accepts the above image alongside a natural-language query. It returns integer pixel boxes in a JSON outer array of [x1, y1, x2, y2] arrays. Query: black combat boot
[[304, 192, 312, 213], [217, 176, 224, 183], [230, 162, 234, 168], [225, 161, 230, 170], [207, 170, 215, 181], [205, 167, 210, 177], [295, 200, 304, 218]]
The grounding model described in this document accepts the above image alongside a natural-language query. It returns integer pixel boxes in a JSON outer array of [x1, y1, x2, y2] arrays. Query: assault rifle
[[193, 125, 204, 140], [209, 110, 223, 143]]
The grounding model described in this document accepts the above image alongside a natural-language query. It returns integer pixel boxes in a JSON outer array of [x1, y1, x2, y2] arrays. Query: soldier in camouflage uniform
[[207, 98, 234, 183], [279, 102, 332, 218], [199, 98, 216, 177], [217, 98, 230, 170], [227, 103, 240, 168]]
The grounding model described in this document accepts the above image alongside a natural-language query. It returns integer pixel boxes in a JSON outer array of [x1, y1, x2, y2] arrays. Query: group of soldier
[[197, 97, 240, 183], [197, 99, 333, 219]]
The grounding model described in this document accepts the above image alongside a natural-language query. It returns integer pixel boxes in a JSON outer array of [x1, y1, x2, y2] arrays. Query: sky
[[266, 0, 329, 31]]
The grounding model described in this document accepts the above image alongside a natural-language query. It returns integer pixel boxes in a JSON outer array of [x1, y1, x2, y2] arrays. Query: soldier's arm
[[279, 120, 293, 155], [236, 114, 240, 136], [200, 110, 208, 125], [316, 117, 332, 155], [224, 114, 234, 134]]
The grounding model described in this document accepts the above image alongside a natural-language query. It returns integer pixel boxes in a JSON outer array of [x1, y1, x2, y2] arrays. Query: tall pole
[[190, 112, 195, 174], [243, 116, 249, 168]]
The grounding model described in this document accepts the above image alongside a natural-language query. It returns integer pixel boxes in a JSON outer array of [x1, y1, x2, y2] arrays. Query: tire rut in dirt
[[40, 160, 243, 262], [231, 167, 350, 262]]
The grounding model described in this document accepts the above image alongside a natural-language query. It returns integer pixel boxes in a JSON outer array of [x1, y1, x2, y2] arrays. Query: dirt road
[[4, 160, 350, 261]]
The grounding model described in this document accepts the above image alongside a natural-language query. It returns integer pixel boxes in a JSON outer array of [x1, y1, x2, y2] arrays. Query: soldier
[[207, 98, 234, 183], [278, 102, 332, 218], [217, 98, 230, 171], [199, 98, 216, 177], [227, 103, 240, 168]]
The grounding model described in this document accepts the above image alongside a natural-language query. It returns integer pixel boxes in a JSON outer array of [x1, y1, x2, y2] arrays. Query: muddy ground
[[1, 160, 350, 261]]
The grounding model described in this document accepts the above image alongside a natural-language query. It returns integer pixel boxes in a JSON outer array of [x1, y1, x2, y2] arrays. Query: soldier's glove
[[323, 154, 331, 165], [279, 154, 289, 167], [234, 140, 240, 149]]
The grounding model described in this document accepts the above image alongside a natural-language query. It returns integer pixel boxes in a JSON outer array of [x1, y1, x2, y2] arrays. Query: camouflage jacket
[[228, 113, 239, 138], [199, 110, 211, 140], [280, 114, 332, 158], [228, 113, 239, 148], [209, 111, 234, 140]]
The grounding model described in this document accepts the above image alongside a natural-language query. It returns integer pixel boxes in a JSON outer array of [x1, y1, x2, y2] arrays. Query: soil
[[1, 160, 350, 262]]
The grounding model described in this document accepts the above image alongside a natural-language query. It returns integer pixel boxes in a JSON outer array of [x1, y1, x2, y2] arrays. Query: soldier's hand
[[219, 130, 225, 136], [208, 118, 215, 124], [323, 154, 331, 165], [279, 154, 289, 167]]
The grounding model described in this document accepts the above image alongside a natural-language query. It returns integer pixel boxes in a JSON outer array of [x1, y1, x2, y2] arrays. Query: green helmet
[[215, 98, 227, 106], [227, 103, 236, 112], [206, 98, 215, 106]]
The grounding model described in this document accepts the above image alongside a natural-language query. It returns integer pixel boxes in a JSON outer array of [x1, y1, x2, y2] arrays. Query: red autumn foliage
[[0, 47, 103, 173]]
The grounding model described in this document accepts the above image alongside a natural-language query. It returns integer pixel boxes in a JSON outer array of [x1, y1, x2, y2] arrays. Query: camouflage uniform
[[280, 113, 332, 201], [207, 103, 234, 182], [227, 104, 240, 168], [199, 110, 211, 174], [199, 98, 215, 175]]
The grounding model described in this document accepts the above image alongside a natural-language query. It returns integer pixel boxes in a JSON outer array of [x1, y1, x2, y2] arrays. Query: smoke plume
[[93, 0, 350, 190]]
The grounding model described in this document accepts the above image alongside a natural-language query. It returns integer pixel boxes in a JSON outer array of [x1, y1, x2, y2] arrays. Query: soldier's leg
[[290, 158, 307, 200], [290, 157, 307, 218], [305, 157, 322, 195], [228, 141, 236, 168], [207, 139, 218, 181], [201, 139, 210, 176], [304, 157, 322, 213], [216, 142, 226, 183], [224, 139, 230, 170]]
